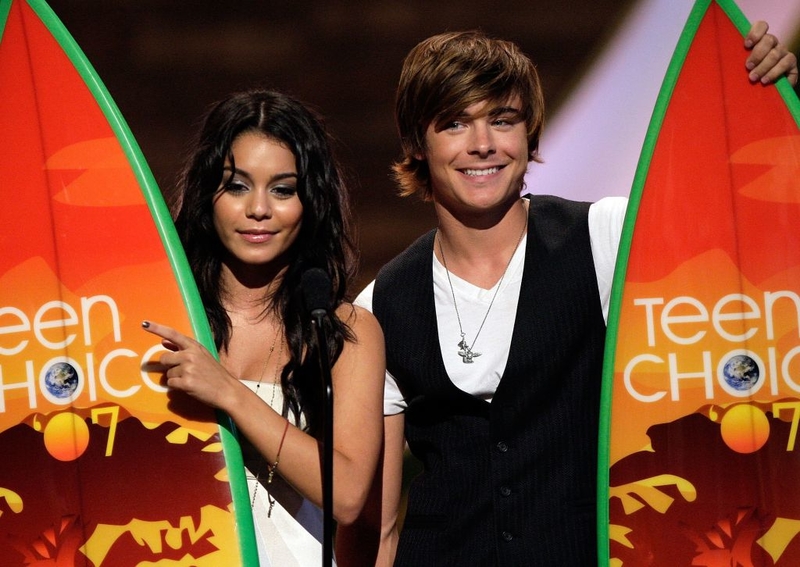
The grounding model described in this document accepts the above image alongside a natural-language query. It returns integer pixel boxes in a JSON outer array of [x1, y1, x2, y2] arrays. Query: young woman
[[142, 89, 385, 566]]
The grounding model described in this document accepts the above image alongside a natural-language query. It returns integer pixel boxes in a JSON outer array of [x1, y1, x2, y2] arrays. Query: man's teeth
[[464, 167, 499, 176]]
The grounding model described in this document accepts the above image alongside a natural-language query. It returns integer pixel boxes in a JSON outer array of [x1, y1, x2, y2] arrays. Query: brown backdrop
[[46, 0, 636, 290]]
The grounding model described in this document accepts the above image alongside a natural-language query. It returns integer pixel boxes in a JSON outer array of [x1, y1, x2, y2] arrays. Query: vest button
[[502, 531, 513, 542], [496, 441, 508, 452], [500, 486, 511, 497]]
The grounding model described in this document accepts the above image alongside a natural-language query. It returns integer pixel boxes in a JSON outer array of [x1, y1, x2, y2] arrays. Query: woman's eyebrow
[[221, 167, 298, 183]]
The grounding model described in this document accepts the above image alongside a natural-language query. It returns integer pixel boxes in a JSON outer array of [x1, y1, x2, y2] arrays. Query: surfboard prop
[[599, 0, 800, 565], [0, 0, 257, 564]]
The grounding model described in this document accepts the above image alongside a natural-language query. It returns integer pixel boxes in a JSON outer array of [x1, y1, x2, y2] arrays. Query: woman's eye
[[272, 184, 298, 198], [223, 181, 248, 193]]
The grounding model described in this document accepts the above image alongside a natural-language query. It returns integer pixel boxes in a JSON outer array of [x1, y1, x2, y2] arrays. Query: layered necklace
[[249, 330, 285, 516], [252, 330, 283, 409], [437, 206, 528, 364]]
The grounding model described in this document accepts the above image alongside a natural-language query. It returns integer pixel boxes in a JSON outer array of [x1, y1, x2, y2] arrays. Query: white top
[[355, 196, 627, 415], [240, 380, 334, 567]]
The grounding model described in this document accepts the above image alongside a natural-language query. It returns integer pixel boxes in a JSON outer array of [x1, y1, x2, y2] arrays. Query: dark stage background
[[44, 0, 639, 291]]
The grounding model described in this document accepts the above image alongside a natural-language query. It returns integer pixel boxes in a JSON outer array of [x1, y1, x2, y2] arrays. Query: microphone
[[300, 267, 332, 319], [300, 267, 335, 567]]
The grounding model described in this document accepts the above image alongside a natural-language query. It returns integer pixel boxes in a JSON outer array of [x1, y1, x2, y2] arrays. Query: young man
[[340, 24, 797, 566]]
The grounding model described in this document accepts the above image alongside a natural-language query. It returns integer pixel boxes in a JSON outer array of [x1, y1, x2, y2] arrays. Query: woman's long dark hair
[[173, 89, 356, 436]]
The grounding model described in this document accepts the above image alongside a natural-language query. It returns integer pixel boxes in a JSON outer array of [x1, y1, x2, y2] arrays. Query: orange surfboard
[[599, 1, 800, 565], [0, 0, 257, 564]]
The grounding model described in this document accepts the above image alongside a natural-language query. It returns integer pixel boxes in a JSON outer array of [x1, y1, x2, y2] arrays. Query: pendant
[[457, 338, 481, 364]]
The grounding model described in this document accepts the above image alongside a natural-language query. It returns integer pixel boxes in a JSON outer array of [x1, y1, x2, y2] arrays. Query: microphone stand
[[301, 267, 334, 567], [309, 307, 334, 567]]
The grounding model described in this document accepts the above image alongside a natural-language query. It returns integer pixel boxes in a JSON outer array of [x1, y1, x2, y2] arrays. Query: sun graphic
[[719, 404, 769, 454], [43, 412, 90, 461]]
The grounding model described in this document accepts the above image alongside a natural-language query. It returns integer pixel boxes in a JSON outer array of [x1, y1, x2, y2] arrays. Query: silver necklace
[[437, 210, 528, 364]]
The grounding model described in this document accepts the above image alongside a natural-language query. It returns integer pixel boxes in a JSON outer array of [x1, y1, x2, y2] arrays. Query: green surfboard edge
[[718, 0, 800, 123], [597, 0, 800, 564], [0, 2, 10, 40], [12, 0, 258, 563], [596, 2, 711, 562]]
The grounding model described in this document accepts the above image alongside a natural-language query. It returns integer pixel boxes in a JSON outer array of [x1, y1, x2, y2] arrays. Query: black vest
[[373, 195, 606, 566]]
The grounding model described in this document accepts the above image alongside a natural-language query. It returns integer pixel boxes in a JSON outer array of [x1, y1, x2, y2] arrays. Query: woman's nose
[[246, 190, 271, 219]]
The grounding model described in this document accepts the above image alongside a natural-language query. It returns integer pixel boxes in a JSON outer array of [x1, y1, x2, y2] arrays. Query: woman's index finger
[[141, 320, 194, 349]]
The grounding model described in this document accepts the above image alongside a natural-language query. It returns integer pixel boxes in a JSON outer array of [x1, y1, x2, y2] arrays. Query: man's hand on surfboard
[[744, 21, 798, 86]]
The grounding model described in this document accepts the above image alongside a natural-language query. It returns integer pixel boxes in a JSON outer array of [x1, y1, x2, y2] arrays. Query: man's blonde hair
[[392, 31, 545, 200]]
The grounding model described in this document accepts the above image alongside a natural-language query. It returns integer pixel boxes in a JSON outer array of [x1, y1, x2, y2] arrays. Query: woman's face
[[212, 132, 303, 274]]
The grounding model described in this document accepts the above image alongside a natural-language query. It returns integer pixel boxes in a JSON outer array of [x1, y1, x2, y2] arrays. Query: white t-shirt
[[355, 196, 627, 415]]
